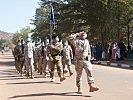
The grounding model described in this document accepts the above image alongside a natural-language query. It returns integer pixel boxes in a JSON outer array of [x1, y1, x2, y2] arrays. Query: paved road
[[0, 53, 133, 100]]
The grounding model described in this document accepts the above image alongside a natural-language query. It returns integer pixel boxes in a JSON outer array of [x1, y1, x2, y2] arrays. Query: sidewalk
[[92, 58, 133, 69]]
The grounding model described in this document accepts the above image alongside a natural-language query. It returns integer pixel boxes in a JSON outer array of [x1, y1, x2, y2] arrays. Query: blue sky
[[0, 0, 39, 33]]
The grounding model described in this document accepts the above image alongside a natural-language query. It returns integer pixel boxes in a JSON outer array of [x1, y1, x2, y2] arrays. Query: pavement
[[1, 52, 133, 100], [92, 58, 133, 69]]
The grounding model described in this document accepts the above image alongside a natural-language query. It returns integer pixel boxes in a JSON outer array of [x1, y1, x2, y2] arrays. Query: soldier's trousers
[[74, 59, 94, 87], [42, 59, 50, 76], [34, 58, 39, 71], [15, 58, 21, 72], [62, 58, 72, 74], [25, 58, 34, 77], [15, 58, 24, 74], [19, 60, 25, 75], [49, 59, 63, 79], [38, 57, 44, 74]]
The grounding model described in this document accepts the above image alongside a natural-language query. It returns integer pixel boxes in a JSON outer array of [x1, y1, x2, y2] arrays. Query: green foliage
[[12, 26, 32, 44], [0, 39, 7, 49], [32, 0, 133, 47]]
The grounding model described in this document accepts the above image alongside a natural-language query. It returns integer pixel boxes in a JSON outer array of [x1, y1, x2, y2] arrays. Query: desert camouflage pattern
[[13, 44, 25, 75], [24, 41, 35, 78], [47, 41, 65, 82], [68, 34, 94, 87], [33, 44, 42, 72], [62, 44, 73, 76]]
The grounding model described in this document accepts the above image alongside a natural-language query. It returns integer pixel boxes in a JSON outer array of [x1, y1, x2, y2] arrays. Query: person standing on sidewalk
[[68, 30, 99, 94], [111, 42, 117, 61]]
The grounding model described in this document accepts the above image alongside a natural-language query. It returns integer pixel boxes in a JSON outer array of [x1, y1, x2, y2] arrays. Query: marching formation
[[13, 30, 99, 94]]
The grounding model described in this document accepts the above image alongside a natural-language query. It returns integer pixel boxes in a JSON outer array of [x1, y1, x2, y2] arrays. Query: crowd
[[91, 41, 127, 61], [13, 30, 99, 94]]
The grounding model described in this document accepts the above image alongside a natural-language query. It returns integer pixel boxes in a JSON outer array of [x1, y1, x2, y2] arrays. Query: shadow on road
[[0, 69, 16, 76], [0, 68, 23, 80], [7, 80, 61, 85], [0, 61, 14, 66], [9, 92, 91, 99], [0, 77, 24, 80]]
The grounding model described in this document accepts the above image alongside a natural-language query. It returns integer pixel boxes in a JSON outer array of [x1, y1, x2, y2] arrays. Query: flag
[[50, 3, 55, 30]]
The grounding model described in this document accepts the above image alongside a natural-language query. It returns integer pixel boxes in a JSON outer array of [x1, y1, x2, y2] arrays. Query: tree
[[12, 26, 32, 45], [32, 0, 133, 46], [0, 39, 7, 49]]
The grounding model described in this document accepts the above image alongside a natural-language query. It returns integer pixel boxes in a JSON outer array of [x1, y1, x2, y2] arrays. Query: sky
[[0, 0, 39, 33]]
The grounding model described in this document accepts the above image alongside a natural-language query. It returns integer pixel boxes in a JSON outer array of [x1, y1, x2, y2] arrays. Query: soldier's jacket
[[68, 34, 91, 61], [34, 44, 42, 59], [48, 42, 63, 60], [13, 45, 24, 61], [62, 45, 73, 60], [24, 42, 35, 59], [41, 45, 49, 61]]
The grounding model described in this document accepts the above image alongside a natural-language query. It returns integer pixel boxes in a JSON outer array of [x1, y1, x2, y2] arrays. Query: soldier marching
[[62, 40, 73, 76], [13, 31, 99, 93], [68, 30, 99, 93]]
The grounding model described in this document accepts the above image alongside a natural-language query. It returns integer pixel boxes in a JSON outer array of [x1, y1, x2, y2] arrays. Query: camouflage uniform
[[13, 40, 25, 75], [24, 38, 35, 79], [48, 35, 65, 82], [34, 43, 41, 72], [68, 31, 99, 93], [38, 43, 44, 75], [41, 42, 50, 77], [62, 41, 73, 76], [21, 40, 26, 74]]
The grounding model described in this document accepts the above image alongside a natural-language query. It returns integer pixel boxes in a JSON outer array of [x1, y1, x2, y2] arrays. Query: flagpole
[[49, 1, 55, 42], [50, 2, 52, 42]]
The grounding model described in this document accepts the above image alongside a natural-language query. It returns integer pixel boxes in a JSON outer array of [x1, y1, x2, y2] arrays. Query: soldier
[[33, 38, 42, 72], [24, 36, 35, 79], [62, 40, 73, 76], [41, 39, 51, 77], [13, 40, 22, 73], [13, 39, 25, 76], [38, 41, 45, 75], [68, 30, 99, 94], [19, 39, 25, 76], [48, 34, 65, 82]]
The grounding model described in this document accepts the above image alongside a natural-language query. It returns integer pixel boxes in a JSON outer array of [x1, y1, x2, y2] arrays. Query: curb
[[92, 61, 133, 69]]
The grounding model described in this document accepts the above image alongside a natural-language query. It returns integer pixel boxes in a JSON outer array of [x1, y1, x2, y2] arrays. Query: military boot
[[60, 77, 66, 82], [31, 76, 34, 79], [30, 72, 34, 79], [69, 72, 73, 76], [25, 72, 30, 78], [77, 86, 82, 94], [50, 78, 55, 82], [89, 83, 99, 92], [68, 66, 73, 76], [43, 72, 47, 78]]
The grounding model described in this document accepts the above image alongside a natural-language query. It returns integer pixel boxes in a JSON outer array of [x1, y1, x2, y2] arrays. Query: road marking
[[101, 62, 108, 65], [110, 63, 118, 66], [121, 64, 130, 68]]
